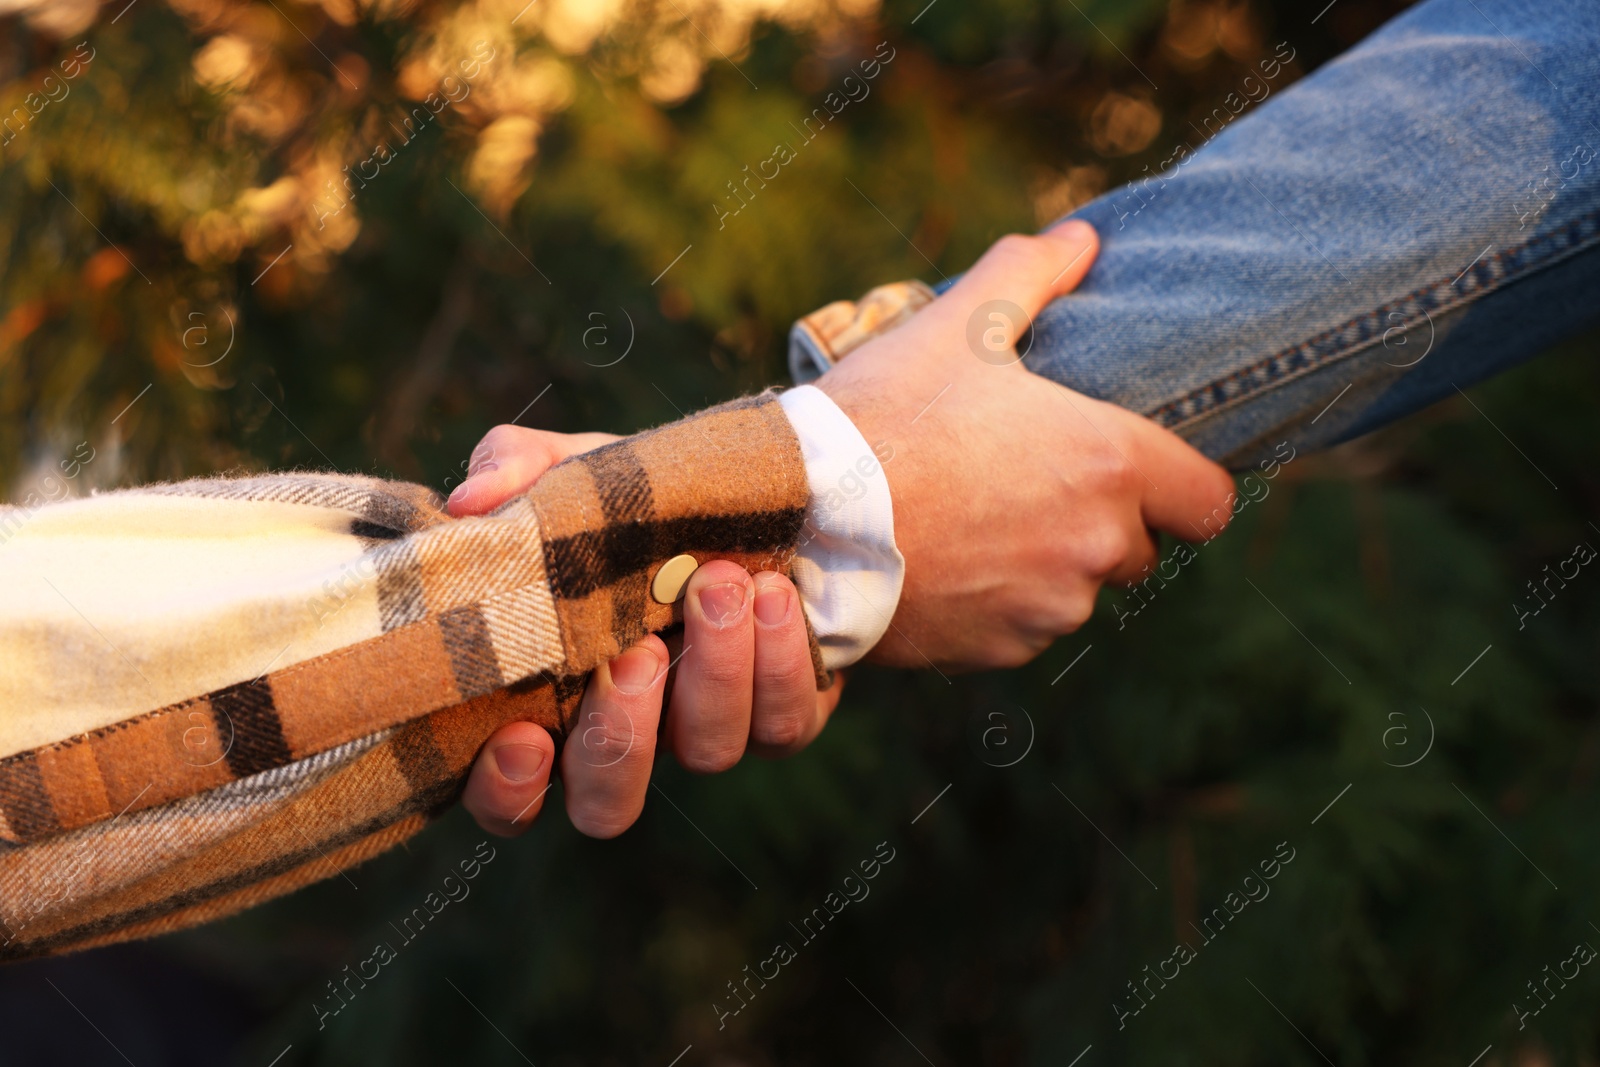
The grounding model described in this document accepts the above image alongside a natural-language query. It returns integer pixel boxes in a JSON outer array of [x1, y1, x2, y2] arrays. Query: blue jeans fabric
[[1013, 0, 1600, 468]]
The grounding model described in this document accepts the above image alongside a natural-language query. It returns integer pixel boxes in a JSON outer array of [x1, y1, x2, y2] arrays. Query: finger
[[447, 426, 618, 517], [1108, 407, 1238, 541], [667, 560, 755, 773], [1106, 519, 1162, 588], [745, 572, 824, 753], [561, 635, 667, 838], [752, 669, 847, 760], [941, 220, 1100, 330], [657, 628, 684, 708], [461, 721, 558, 837]]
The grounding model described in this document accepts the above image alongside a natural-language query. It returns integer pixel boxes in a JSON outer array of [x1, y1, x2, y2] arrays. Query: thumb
[[447, 426, 619, 516], [941, 220, 1099, 343]]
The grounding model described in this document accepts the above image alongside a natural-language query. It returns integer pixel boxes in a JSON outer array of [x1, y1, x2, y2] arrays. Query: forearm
[[794, 0, 1600, 468], [0, 395, 817, 958], [1031, 0, 1600, 466]]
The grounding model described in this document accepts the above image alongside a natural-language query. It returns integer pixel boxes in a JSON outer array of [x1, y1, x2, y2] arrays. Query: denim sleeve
[[1021, 0, 1600, 468]]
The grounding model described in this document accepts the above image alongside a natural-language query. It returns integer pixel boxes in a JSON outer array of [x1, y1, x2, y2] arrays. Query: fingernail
[[698, 581, 750, 627], [467, 458, 499, 478], [493, 743, 546, 783], [609, 644, 662, 694], [753, 578, 792, 627]]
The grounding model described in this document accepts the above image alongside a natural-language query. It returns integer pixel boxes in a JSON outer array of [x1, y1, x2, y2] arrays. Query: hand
[[815, 220, 1236, 670], [446, 424, 845, 839]]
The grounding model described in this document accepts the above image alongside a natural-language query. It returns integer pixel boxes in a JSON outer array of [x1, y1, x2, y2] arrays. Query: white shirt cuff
[[776, 385, 905, 671]]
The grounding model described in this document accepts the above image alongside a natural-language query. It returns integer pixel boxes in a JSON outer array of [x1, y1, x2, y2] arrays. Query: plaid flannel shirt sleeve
[[0, 393, 822, 960]]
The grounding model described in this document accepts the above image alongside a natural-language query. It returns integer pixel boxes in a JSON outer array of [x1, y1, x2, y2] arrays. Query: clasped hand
[[449, 221, 1234, 838]]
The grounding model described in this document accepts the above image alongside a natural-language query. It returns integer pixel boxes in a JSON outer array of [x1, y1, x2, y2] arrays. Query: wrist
[[776, 385, 905, 670]]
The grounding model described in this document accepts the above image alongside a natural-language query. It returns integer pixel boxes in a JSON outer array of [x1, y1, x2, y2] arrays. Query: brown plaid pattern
[[0, 394, 814, 960]]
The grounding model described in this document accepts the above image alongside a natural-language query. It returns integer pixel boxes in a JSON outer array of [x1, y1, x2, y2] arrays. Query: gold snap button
[[651, 553, 699, 604]]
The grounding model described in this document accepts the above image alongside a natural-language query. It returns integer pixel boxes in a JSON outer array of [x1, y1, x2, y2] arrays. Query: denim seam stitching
[[1150, 204, 1600, 432]]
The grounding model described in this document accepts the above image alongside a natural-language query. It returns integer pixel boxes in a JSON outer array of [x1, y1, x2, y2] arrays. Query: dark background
[[3, 0, 1599, 1062]]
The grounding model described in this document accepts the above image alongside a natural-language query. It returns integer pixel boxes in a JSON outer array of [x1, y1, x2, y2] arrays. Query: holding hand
[[813, 220, 1235, 669], [446, 426, 844, 839], [447, 218, 1234, 840]]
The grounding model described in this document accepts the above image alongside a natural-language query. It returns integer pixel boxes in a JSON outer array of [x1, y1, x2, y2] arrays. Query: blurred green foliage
[[3, 0, 1599, 1063]]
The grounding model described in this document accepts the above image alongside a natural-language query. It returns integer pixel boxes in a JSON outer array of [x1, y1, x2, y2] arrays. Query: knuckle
[[1057, 594, 1096, 633], [753, 701, 811, 750], [475, 423, 520, 455], [990, 640, 1043, 670], [1109, 451, 1142, 493], [755, 651, 813, 698], [1076, 524, 1129, 578], [525, 436, 567, 473], [482, 424, 567, 472], [691, 648, 753, 691], [1079, 444, 1137, 496], [679, 737, 745, 774], [756, 723, 805, 752], [571, 706, 642, 768]]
